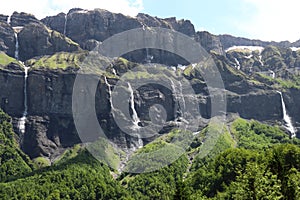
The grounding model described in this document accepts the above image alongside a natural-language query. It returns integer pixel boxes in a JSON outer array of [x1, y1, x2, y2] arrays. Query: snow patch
[[226, 46, 264, 53], [290, 47, 300, 51]]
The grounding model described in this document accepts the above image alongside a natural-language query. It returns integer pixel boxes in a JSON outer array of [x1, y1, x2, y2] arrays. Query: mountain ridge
[[0, 8, 300, 63]]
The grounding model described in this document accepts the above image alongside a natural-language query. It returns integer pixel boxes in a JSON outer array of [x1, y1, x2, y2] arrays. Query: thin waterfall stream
[[63, 13, 68, 35], [128, 82, 140, 127], [13, 27, 29, 134], [277, 91, 296, 138]]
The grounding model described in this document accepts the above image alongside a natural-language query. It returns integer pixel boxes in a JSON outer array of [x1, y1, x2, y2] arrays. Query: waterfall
[[136, 134, 143, 148], [104, 76, 114, 110], [7, 15, 11, 24], [63, 13, 68, 35], [141, 24, 153, 63], [170, 79, 186, 118], [178, 81, 186, 111], [277, 91, 296, 138], [145, 48, 153, 63], [234, 58, 240, 70], [14, 32, 19, 60], [177, 64, 187, 70], [13, 29, 29, 134], [18, 65, 29, 134], [269, 70, 275, 79], [259, 55, 264, 66], [111, 68, 117, 76], [128, 83, 140, 126]]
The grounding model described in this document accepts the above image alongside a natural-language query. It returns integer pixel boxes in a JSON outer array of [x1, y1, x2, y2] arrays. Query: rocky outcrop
[[0, 63, 24, 117], [225, 44, 300, 77], [41, 13, 66, 34], [0, 14, 8, 23], [42, 8, 142, 47], [41, 8, 195, 48], [227, 91, 282, 121], [0, 22, 15, 57], [284, 89, 300, 127], [195, 31, 224, 55], [18, 23, 81, 61], [136, 13, 195, 37], [10, 12, 40, 27], [219, 34, 270, 50], [219, 34, 297, 50]]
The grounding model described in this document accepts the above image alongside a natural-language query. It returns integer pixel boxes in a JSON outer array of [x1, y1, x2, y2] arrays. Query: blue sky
[[1, 0, 300, 42], [142, 0, 256, 38]]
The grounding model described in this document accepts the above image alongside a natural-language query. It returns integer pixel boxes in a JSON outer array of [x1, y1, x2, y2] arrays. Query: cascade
[[7, 15, 11, 24], [18, 65, 29, 134], [145, 48, 153, 63], [13, 29, 29, 134], [136, 134, 143, 148], [269, 70, 275, 79], [128, 83, 140, 126], [259, 55, 264, 66], [14, 32, 19, 59], [170, 79, 185, 118], [63, 13, 68, 35], [277, 91, 296, 138], [178, 81, 186, 111], [177, 64, 187, 70], [234, 58, 240, 70], [104, 76, 114, 110]]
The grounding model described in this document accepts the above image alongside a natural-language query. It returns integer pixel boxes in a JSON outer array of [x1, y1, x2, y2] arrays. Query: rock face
[[195, 31, 224, 55], [0, 14, 8, 23], [18, 23, 81, 61], [1, 7, 300, 159], [1, 52, 298, 158], [136, 13, 195, 37], [219, 34, 297, 50], [0, 11, 81, 61], [42, 9, 195, 48], [0, 64, 24, 116], [0, 22, 15, 57], [225, 44, 300, 78], [1, 8, 299, 63], [41, 13, 66, 34], [9, 12, 40, 27]]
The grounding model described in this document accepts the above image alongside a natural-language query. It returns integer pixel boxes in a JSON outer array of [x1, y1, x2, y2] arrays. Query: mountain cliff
[[0, 7, 299, 161], [1, 7, 300, 200]]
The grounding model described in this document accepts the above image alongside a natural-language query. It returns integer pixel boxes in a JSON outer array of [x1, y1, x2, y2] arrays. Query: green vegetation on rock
[[0, 52, 18, 67], [26, 52, 86, 70], [0, 109, 32, 182], [0, 110, 299, 199]]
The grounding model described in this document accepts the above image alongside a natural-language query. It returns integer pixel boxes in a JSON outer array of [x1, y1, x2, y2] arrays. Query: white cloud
[[0, 0, 144, 19], [238, 0, 300, 42]]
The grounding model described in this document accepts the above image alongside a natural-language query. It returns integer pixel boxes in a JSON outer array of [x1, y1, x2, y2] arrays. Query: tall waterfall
[[178, 81, 186, 111], [277, 91, 296, 138], [14, 32, 19, 60], [170, 79, 186, 118], [13, 29, 29, 134], [63, 13, 68, 35], [104, 76, 114, 110], [127, 83, 140, 127], [18, 65, 29, 134]]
